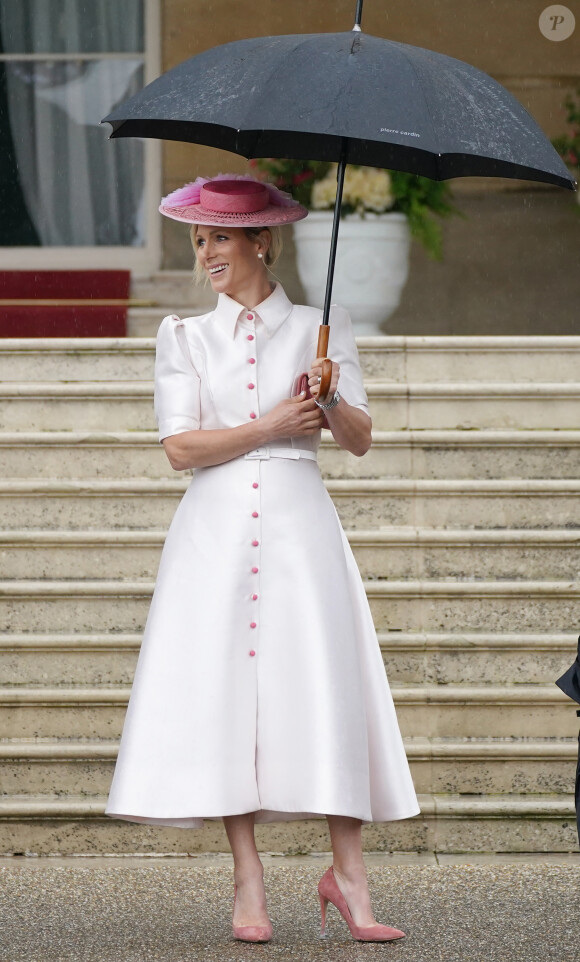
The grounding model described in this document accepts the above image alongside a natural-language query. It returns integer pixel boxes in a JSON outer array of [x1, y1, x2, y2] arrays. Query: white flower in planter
[[312, 165, 395, 215]]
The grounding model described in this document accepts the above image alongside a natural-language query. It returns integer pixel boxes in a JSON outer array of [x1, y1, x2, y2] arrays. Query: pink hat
[[159, 173, 308, 227]]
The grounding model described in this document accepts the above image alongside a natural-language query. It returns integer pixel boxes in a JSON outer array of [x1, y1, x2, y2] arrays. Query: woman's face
[[194, 225, 265, 296]]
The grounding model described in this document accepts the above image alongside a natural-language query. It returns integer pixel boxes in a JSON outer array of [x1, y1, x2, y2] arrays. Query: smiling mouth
[[208, 263, 228, 275]]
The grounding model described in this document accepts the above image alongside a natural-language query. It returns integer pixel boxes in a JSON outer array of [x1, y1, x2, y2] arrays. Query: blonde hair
[[190, 225, 283, 285]]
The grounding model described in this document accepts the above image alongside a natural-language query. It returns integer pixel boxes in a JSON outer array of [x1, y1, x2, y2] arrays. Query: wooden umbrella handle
[[316, 325, 333, 403]]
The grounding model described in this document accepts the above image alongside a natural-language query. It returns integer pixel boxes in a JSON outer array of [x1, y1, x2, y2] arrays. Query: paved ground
[[1, 854, 579, 962]]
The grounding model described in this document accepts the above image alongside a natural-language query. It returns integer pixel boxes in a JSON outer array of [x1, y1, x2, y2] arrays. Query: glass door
[[0, 0, 160, 269]]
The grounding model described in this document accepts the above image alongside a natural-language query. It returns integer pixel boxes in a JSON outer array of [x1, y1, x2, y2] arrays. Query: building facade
[[1, 0, 579, 332]]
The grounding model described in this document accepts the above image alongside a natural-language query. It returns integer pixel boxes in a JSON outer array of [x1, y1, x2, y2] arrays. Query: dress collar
[[214, 283, 293, 339]]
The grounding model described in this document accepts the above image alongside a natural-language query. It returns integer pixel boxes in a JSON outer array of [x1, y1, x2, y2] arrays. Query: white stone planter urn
[[293, 211, 411, 335]]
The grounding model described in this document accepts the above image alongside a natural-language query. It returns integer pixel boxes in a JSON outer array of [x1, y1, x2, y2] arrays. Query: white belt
[[244, 446, 317, 461]]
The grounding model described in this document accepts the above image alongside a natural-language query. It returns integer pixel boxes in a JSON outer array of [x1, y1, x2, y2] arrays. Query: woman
[[106, 173, 420, 943]]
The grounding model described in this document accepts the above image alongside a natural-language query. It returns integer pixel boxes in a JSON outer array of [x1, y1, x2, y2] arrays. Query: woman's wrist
[[253, 412, 275, 446], [315, 390, 341, 411]]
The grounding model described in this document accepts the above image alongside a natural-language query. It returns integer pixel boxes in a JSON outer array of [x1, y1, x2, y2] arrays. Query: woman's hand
[[259, 394, 325, 441], [161, 394, 324, 471], [308, 358, 340, 401], [307, 355, 372, 457]]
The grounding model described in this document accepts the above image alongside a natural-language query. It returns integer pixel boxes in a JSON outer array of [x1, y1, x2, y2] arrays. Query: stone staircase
[[0, 333, 579, 855]]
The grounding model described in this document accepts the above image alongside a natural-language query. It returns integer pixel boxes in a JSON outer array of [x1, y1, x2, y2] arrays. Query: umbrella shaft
[[322, 146, 348, 326], [354, 0, 364, 29]]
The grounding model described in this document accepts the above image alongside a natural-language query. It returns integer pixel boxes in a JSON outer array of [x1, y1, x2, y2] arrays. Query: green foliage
[[552, 86, 580, 171], [388, 170, 461, 260], [249, 158, 331, 207]]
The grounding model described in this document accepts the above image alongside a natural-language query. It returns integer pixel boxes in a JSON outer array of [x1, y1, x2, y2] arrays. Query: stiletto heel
[[232, 883, 273, 943], [317, 866, 405, 942], [319, 892, 329, 937]]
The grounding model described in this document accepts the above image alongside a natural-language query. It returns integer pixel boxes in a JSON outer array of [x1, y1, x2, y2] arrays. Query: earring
[[258, 252, 263, 259]]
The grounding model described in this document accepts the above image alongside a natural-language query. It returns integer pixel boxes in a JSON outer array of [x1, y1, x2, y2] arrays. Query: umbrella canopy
[[102, 3, 575, 396], [103, 29, 575, 191]]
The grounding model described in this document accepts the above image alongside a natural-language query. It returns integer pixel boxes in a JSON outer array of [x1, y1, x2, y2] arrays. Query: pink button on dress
[[105, 283, 419, 829]]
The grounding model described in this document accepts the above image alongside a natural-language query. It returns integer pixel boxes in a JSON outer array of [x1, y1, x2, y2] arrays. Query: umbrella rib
[[394, 45, 440, 177], [235, 34, 356, 158], [236, 38, 312, 154]]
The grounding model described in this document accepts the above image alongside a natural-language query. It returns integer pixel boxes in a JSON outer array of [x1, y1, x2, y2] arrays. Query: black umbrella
[[556, 638, 580, 846], [103, 0, 575, 396]]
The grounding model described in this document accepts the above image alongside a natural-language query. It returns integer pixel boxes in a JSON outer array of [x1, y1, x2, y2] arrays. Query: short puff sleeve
[[154, 315, 201, 442], [329, 305, 370, 415]]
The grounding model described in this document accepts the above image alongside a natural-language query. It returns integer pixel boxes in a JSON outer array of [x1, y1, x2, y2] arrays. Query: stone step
[[0, 337, 389, 382], [404, 737, 578, 795], [393, 685, 578, 737], [356, 529, 580, 580], [0, 339, 156, 382], [370, 383, 580, 431], [1, 632, 575, 688], [3, 430, 580, 480], [0, 383, 391, 433], [3, 381, 580, 432], [1, 579, 578, 634], [0, 382, 157, 433], [0, 431, 390, 480], [0, 634, 141, 687], [4, 336, 580, 384], [0, 737, 575, 797], [368, 430, 580, 481], [0, 381, 401, 434], [377, 336, 580, 384], [381, 632, 577, 686], [0, 792, 576, 854], [0, 740, 119, 796], [2, 527, 580, 581], [0, 478, 579, 530], [0, 684, 575, 740]]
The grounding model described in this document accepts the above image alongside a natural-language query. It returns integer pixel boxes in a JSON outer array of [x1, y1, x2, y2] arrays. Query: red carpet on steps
[[0, 271, 130, 337]]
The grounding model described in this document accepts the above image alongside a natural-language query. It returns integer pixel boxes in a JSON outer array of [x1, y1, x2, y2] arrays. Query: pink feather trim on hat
[[161, 173, 298, 210]]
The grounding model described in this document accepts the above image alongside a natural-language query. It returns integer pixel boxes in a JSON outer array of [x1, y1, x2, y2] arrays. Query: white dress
[[106, 283, 419, 828]]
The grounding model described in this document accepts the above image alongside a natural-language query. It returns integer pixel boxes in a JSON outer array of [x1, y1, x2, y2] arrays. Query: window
[[0, 0, 160, 266]]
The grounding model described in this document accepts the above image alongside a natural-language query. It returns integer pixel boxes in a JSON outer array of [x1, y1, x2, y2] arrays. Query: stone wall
[[160, 0, 580, 333]]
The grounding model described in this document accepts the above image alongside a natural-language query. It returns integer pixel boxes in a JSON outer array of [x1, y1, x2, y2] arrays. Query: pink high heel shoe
[[318, 866, 405, 942], [232, 884, 273, 943]]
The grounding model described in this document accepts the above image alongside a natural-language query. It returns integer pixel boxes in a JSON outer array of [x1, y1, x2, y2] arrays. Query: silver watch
[[315, 389, 341, 411]]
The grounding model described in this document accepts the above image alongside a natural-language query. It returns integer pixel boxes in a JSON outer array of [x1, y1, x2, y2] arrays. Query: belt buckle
[[245, 447, 270, 460]]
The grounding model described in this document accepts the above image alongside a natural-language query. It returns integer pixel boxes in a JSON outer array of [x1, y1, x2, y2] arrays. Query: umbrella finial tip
[[352, 23, 362, 31]]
